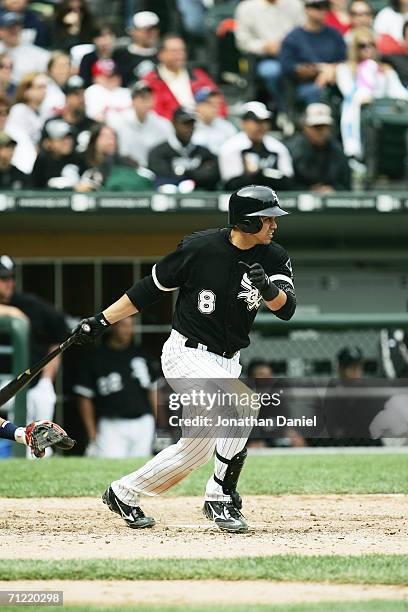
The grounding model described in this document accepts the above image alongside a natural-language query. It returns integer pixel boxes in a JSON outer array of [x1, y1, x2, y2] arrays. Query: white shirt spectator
[[40, 78, 66, 122], [219, 130, 293, 184], [235, 0, 304, 56], [6, 103, 42, 173], [157, 64, 195, 109], [0, 42, 49, 84], [192, 117, 237, 155], [107, 108, 172, 167], [374, 6, 408, 43], [84, 83, 132, 122]]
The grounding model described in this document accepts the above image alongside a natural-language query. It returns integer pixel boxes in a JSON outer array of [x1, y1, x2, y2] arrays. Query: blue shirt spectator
[[280, 0, 346, 106]]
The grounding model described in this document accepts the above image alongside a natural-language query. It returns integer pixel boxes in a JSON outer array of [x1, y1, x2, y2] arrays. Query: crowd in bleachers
[[0, 0, 407, 192]]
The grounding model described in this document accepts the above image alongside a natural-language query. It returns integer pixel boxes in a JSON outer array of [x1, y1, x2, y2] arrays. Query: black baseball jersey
[[10, 292, 68, 365], [73, 343, 155, 419], [152, 228, 295, 355]]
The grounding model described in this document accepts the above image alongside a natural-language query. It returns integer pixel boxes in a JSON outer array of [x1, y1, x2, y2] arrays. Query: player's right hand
[[72, 313, 111, 345]]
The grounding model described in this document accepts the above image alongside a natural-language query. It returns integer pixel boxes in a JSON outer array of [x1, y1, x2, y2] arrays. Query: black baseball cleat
[[102, 486, 155, 529], [203, 500, 248, 533]]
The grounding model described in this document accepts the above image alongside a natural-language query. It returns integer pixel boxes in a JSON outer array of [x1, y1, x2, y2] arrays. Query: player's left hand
[[25, 420, 76, 458], [239, 262, 280, 302], [244, 262, 269, 292]]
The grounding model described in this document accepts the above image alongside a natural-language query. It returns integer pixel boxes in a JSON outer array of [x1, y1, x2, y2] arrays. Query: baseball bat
[[0, 323, 90, 409]]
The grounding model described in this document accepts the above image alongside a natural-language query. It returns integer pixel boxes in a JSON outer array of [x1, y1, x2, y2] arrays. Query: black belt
[[184, 338, 238, 360]]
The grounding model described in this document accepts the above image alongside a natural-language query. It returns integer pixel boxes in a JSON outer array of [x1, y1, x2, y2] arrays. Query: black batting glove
[[72, 312, 111, 345], [240, 262, 280, 302]]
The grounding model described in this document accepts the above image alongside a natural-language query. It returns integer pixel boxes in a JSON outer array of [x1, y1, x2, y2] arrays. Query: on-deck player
[[74, 185, 296, 533]]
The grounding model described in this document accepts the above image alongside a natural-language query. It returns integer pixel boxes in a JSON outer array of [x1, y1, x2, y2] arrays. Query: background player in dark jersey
[[74, 185, 296, 533], [0, 255, 68, 456], [74, 317, 156, 458]]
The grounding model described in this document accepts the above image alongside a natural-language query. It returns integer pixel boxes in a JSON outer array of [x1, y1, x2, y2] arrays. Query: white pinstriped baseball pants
[[112, 329, 256, 505]]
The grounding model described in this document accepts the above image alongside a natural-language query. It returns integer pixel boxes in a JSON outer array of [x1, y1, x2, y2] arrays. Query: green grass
[[1, 555, 407, 584], [1, 605, 407, 612], [1, 454, 408, 497]]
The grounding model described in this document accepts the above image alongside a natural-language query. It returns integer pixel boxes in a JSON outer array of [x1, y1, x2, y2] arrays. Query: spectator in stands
[[143, 33, 227, 120], [77, 123, 154, 191], [2, 0, 49, 47], [51, 0, 97, 51], [148, 106, 220, 191], [218, 101, 294, 191], [374, 0, 408, 53], [0, 11, 49, 84], [0, 132, 28, 188], [176, 0, 206, 41], [41, 51, 72, 122], [84, 59, 132, 122], [348, 0, 373, 32], [0, 255, 68, 446], [0, 95, 10, 132], [234, 0, 304, 113], [107, 80, 171, 168], [74, 317, 156, 458], [336, 27, 408, 159], [120, 11, 160, 86], [324, 0, 351, 36], [382, 21, 408, 86], [280, 0, 347, 106], [46, 75, 95, 154], [5, 72, 47, 173], [79, 25, 127, 88], [192, 87, 236, 155], [30, 119, 84, 189], [286, 103, 351, 191], [0, 53, 15, 100]]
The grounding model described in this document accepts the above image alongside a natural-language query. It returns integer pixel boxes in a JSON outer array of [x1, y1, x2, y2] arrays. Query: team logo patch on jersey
[[237, 273, 263, 311]]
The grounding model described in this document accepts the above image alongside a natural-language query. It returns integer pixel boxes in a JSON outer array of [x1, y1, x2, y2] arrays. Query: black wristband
[[260, 281, 280, 302], [95, 312, 111, 329]]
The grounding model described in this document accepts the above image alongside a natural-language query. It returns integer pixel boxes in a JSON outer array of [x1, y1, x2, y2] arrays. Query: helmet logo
[[237, 273, 263, 311]]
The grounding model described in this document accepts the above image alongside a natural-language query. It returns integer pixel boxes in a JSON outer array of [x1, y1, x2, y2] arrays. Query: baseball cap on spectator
[[0, 132, 16, 147], [64, 75, 85, 95], [194, 87, 219, 104], [131, 80, 152, 97], [43, 119, 74, 140], [91, 59, 118, 78], [337, 346, 363, 367], [173, 107, 197, 123], [0, 255, 15, 279], [132, 11, 159, 29], [241, 101, 272, 121], [0, 11, 23, 28], [304, 103, 333, 126]]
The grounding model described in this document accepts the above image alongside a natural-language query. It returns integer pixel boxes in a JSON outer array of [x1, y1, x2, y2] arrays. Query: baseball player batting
[[74, 185, 296, 533]]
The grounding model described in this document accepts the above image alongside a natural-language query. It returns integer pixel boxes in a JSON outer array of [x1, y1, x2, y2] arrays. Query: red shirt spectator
[[143, 34, 227, 120], [324, 0, 351, 35]]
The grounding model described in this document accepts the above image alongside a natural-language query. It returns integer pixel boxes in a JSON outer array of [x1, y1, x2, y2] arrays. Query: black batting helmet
[[228, 185, 290, 234]]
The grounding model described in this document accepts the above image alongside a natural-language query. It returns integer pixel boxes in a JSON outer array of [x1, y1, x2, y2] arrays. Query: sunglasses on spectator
[[0, 63, 13, 69], [350, 10, 372, 16], [308, 3, 329, 8], [358, 41, 375, 49]]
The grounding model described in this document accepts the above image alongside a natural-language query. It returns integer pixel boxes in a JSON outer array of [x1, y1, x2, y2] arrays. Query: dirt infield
[[2, 494, 407, 559], [0, 579, 407, 606]]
